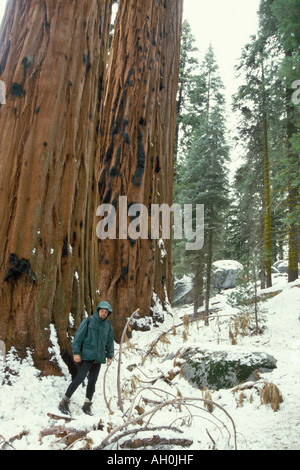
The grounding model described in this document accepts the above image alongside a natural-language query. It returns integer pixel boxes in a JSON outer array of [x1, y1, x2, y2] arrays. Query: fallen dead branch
[[56, 429, 88, 447], [47, 413, 74, 423], [0, 433, 15, 450], [40, 425, 89, 450], [120, 435, 193, 449], [106, 425, 183, 449], [94, 396, 237, 450], [40, 426, 66, 439], [0, 430, 29, 450]]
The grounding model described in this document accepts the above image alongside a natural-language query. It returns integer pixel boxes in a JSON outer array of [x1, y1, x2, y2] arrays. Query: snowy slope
[[0, 275, 299, 451]]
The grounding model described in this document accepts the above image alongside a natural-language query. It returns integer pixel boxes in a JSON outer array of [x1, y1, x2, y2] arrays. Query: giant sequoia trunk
[[97, 0, 183, 341], [0, 0, 112, 374]]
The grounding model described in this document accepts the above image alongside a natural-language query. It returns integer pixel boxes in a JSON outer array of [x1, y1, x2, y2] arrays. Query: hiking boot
[[82, 399, 93, 416], [58, 396, 71, 416]]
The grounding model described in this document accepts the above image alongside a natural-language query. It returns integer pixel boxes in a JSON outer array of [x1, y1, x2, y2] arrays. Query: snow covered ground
[[0, 274, 299, 451]]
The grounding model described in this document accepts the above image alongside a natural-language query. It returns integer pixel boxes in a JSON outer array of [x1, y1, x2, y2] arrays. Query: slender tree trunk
[[262, 62, 272, 288], [193, 258, 203, 317], [253, 257, 259, 334], [97, 0, 183, 341], [286, 81, 299, 283], [287, 188, 299, 282], [298, 226, 300, 265], [204, 226, 213, 325], [262, 112, 272, 288], [0, 0, 112, 374]]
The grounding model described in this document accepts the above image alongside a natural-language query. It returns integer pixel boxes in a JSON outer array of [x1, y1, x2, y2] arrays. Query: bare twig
[[103, 355, 114, 414], [103, 347, 129, 414], [0, 430, 29, 450], [144, 311, 253, 360], [94, 396, 237, 450], [206, 428, 216, 449], [95, 399, 179, 450], [144, 314, 228, 359], [117, 309, 140, 412], [0, 433, 15, 450], [125, 385, 178, 420]]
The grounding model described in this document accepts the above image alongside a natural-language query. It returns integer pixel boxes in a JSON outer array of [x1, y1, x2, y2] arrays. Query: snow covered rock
[[273, 260, 289, 274], [173, 261, 244, 304], [212, 260, 243, 291], [131, 315, 152, 332], [181, 348, 277, 391], [273, 260, 300, 275], [271, 266, 280, 273], [173, 276, 194, 306]]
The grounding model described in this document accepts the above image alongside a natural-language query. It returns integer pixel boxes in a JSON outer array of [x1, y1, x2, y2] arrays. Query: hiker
[[58, 301, 114, 416]]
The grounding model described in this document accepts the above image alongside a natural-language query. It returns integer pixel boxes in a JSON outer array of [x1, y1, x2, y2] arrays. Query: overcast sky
[[0, 0, 6, 24], [183, 0, 260, 101], [182, 0, 261, 171]]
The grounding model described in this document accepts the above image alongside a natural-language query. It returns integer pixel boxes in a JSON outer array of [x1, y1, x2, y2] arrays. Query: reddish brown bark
[[0, 0, 112, 374], [97, 0, 183, 340]]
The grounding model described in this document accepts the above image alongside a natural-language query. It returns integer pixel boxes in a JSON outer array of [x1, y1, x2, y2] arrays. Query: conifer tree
[[232, 32, 286, 287], [271, 0, 300, 282], [175, 20, 200, 165], [176, 45, 229, 320], [231, 0, 299, 284]]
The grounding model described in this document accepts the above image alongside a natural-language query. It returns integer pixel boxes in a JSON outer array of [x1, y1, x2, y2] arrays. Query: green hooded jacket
[[72, 303, 114, 364]]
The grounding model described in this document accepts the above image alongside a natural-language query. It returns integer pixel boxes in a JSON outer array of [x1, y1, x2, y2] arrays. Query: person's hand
[[107, 358, 112, 366], [74, 354, 81, 363]]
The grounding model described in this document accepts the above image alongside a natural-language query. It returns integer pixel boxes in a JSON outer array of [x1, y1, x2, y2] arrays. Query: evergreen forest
[[174, 0, 300, 317]]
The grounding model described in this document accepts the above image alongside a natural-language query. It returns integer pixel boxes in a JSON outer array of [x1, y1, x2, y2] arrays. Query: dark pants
[[65, 361, 101, 401]]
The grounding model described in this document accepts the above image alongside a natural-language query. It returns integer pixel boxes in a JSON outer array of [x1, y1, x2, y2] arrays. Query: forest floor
[[0, 273, 299, 451]]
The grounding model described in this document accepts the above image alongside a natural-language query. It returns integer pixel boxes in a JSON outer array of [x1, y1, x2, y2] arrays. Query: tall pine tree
[[232, 30, 286, 287], [271, 0, 300, 282], [175, 45, 229, 320]]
